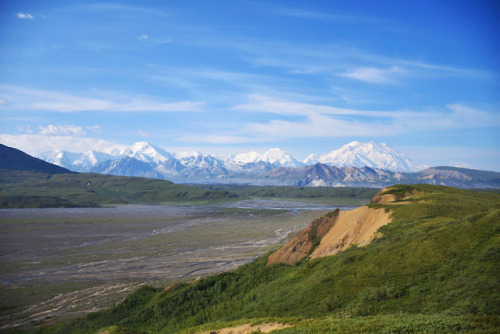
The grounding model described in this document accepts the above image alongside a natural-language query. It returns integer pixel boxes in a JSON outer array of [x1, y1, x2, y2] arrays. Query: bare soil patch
[[197, 322, 293, 334], [310, 206, 391, 258], [268, 205, 392, 265]]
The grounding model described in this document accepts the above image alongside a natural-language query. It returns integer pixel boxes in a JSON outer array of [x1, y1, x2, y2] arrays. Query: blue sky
[[1, 0, 499, 170]]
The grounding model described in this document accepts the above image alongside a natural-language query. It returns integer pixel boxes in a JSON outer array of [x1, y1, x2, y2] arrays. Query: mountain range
[[34, 141, 500, 188]]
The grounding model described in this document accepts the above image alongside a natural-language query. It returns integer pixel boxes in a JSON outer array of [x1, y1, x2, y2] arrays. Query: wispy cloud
[[0, 85, 205, 113], [0, 133, 127, 156], [39, 124, 86, 136], [86, 125, 102, 133], [273, 7, 392, 25], [69, 3, 171, 18], [339, 66, 405, 84], [191, 95, 500, 144], [234, 94, 395, 117], [137, 34, 171, 45], [180, 134, 262, 144], [16, 12, 34, 19], [196, 37, 489, 83], [248, 113, 396, 139]]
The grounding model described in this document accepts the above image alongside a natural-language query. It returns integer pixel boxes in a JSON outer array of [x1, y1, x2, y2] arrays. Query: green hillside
[[32, 185, 500, 333], [0, 170, 235, 208]]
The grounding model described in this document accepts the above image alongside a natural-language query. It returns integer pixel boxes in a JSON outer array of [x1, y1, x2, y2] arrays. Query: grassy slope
[[34, 184, 500, 333], [0, 170, 235, 208]]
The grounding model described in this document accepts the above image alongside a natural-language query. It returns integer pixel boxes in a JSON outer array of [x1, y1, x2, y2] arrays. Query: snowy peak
[[38, 150, 113, 172], [36, 140, 427, 179], [174, 150, 203, 160], [127, 142, 173, 164], [234, 151, 262, 164], [303, 154, 319, 165], [318, 141, 427, 172], [261, 148, 292, 166], [234, 148, 303, 167]]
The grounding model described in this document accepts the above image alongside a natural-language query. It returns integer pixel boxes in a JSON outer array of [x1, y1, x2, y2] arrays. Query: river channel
[[0, 199, 350, 329]]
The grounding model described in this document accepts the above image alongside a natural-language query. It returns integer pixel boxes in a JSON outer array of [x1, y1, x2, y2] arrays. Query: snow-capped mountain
[[261, 148, 304, 168], [37, 140, 428, 184], [39, 150, 114, 172], [127, 142, 173, 164], [234, 148, 303, 168], [315, 141, 427, 173], [233, 151, 262, 164]]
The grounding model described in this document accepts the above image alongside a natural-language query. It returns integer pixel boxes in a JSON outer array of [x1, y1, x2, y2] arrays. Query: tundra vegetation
[[19, 184, 499, 333], [0, 170, 378, 208]]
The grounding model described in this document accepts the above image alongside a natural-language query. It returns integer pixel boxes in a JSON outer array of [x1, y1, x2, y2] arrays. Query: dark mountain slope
[[0, 143, 71, 174]]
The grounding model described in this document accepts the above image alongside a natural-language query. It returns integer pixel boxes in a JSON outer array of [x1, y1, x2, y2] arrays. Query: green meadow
[[0, 170, 378, 208]]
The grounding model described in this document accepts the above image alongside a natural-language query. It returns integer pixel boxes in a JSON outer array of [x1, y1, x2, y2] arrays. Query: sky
[[1, 0, 499, 170]]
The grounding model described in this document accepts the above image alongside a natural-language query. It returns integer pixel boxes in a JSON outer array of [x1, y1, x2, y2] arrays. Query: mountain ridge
[[30, 141, 500, 188], [38, 141, 421, 172]]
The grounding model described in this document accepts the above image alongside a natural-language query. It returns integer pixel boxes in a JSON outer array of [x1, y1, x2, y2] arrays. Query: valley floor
[[0, 199, 339, 331]]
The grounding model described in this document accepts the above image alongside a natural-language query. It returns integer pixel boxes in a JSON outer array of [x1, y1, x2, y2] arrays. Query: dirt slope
[[268, 189, 394, 265], [309, 206, 390, 259], [267, 210, 339, 265], [197, 322, 292, 334]]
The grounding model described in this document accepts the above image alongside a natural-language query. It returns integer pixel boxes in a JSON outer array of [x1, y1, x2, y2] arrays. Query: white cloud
[[39, 124, 86, 136], [398, 145, 500, 171], [247, 113, 396, 139], [0, 85, 205, 113], [0, 134, 128, 156], [339, 66, 404, 84], [181, 134, 263, 144], [196, 95, 500, 144], [138, 129, 150, 138], [16, 12, 34, 19], [17, 124, 34, 134], [86, 125, 102, 133], [450, 162, 472, 169], [138, 34, 149, 40], [235, 94, 398, 118]]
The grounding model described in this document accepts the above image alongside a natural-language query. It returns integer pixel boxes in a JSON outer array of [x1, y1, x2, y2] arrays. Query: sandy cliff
[[267, 189, 394, 265]]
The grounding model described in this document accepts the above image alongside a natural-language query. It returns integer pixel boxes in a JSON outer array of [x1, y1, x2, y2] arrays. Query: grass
[[0, 170, 236, 208], [29, 184, 500, 333], [0, 170, 379, 208]]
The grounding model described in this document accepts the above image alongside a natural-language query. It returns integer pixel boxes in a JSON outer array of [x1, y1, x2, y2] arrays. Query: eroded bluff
[[267, 188, 397, 265]]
